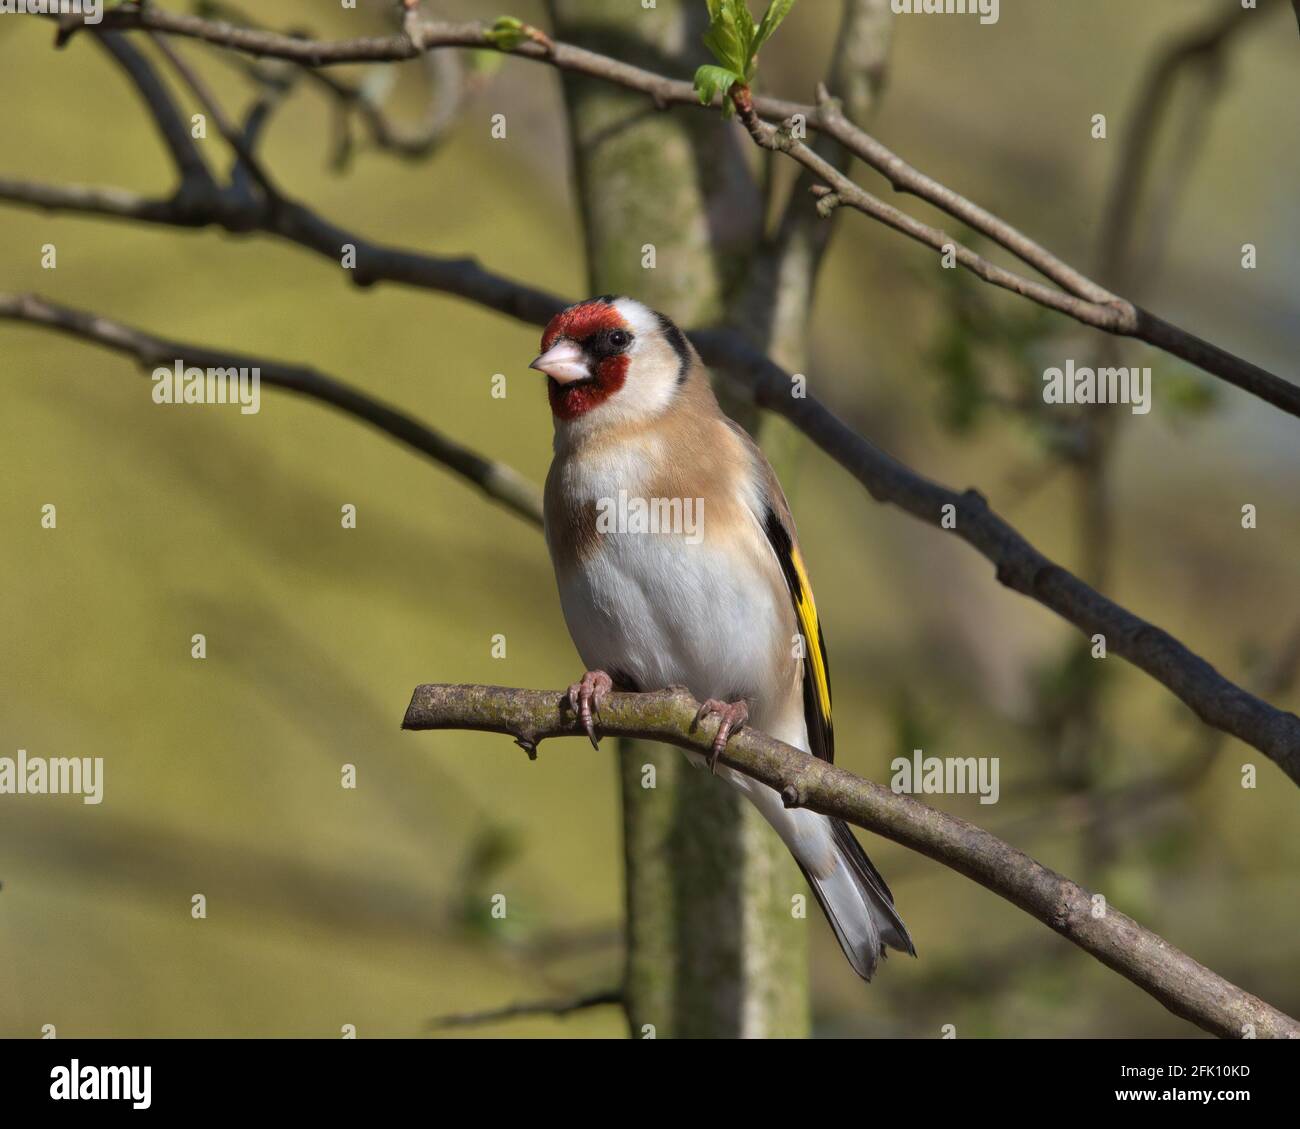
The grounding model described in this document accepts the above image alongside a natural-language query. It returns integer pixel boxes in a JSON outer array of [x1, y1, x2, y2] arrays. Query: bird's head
[[530, 296, 694, 430]]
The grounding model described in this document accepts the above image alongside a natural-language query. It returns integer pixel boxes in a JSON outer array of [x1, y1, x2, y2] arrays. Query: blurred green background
[[0, 0, 1296, 1037]]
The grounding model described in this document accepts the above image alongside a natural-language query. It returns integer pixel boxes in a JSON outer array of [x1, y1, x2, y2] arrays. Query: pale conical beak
[[529, 340, 591, 384]]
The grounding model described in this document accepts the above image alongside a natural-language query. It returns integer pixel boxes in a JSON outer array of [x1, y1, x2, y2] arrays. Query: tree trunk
[[547, 0, 809, 1038]]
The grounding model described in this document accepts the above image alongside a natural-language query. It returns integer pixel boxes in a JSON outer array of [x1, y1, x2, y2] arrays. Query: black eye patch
[[585, 328, 633, 358]]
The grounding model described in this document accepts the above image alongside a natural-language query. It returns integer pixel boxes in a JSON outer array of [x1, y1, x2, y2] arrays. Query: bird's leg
[[694, 698, 749, 775], [566, 669, 613, 748]]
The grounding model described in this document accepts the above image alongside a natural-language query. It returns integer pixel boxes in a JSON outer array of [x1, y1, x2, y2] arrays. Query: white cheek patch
[[600, 297, 682, 418], [610, 345, 679, 416], [565, 374, 674, 444]]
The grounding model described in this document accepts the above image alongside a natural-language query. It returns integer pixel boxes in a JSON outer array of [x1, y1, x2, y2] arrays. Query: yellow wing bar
[[791, 545, 832, 722]]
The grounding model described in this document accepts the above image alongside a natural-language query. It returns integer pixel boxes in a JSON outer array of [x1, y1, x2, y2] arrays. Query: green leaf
[[733, 0, 758, 58], [702, 0, 749, 74], [701, 1, 798, 88], [753, 0, 796, 55], [693, 64, 740, 108], [485, 15, 529, 51]]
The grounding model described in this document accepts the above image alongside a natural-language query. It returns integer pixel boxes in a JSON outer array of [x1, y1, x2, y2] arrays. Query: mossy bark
[[547, 0, 808, 1038]]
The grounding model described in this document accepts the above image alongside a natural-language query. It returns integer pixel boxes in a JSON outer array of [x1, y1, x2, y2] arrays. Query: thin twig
[[95, 30, 216, 191], [730, 83, 1300, 419], [0, 293, 542, 525], [195, 0, 468, 166], [146, 30, 283, 208]]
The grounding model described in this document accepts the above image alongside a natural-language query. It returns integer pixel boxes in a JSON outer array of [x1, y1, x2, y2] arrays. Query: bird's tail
[[798, 817, 914, 982], [707, 756, 914, 982]]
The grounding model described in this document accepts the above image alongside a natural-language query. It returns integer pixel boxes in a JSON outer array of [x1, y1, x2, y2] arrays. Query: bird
[[531, 294, 914, 981]]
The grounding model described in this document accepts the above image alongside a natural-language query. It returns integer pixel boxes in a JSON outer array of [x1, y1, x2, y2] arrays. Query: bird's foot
[[694, 698, 749, 774], [566, 669, 613, 748]]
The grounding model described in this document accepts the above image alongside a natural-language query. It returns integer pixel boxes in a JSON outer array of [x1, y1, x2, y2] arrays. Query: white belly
[[559, 529, 786, 711]]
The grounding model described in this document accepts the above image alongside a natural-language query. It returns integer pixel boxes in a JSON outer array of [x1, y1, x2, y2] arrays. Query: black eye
[[585, 327, 633, 359]]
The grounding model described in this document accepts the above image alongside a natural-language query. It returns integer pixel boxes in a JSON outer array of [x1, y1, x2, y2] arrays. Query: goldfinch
[[532, 295, 914, 981]]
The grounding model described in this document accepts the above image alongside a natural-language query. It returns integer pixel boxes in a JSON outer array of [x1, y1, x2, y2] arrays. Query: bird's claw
[[694, 698, 749, 774], [567, 670, 613, 748]]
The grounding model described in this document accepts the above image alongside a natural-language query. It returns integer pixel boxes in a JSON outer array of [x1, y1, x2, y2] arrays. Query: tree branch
[[731, 83, 1300, 420], [50, 1, 1297, 418], [731, 0, 895, 370], [192, 0, 469, 168], [1096, 2, 1253, 286], [401, 682, 1300, 1040], [0, 292, 542, 525], [0, 177, 185, 223], [146, 30, 283, 209], [94, 29, 217, 192]]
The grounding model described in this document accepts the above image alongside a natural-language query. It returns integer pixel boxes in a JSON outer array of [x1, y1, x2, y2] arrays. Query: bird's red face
[[531, 297, 633, 421], [530, 296, 695, 434]]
